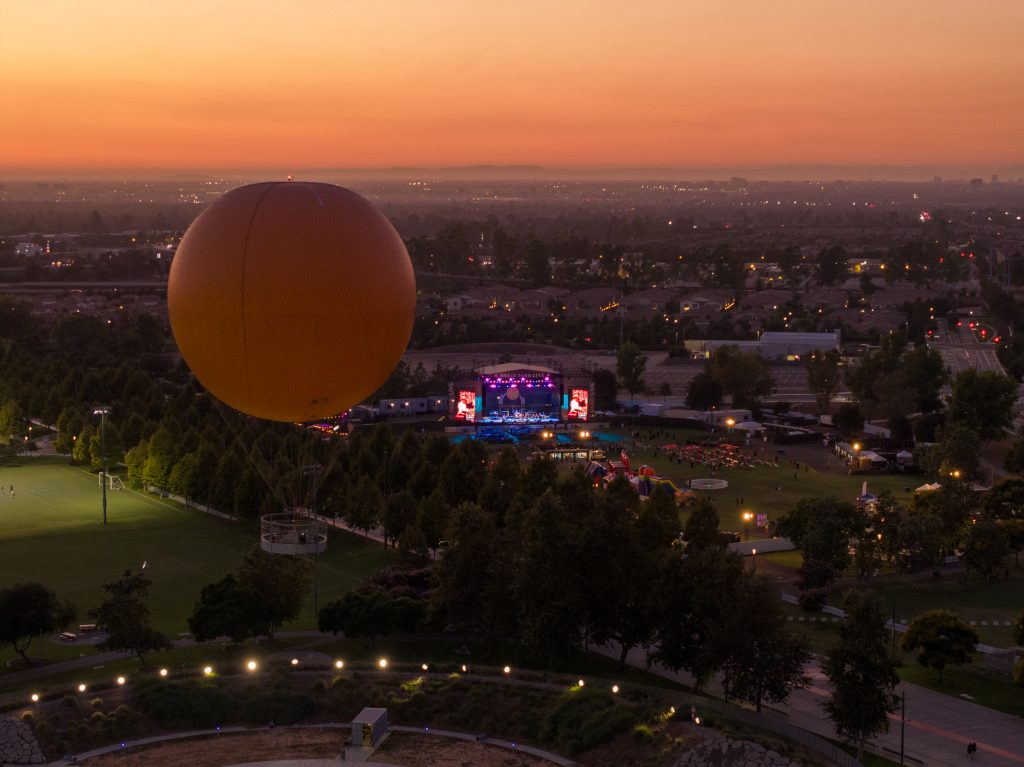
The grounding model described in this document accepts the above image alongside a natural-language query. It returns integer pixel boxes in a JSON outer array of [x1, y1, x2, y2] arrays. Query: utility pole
[[93, 406, 111, 526], [302, 464, 323, 618], [900, 691, 906, 765]]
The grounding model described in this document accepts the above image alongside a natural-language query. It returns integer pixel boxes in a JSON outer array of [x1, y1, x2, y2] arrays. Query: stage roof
[[478, 363, 558, 375]]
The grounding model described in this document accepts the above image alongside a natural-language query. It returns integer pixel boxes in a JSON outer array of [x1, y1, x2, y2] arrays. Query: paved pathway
[[593, 643, 1024, 767]]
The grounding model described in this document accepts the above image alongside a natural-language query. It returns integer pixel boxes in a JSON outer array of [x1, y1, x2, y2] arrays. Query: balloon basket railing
[[260, 508, 328, 555]]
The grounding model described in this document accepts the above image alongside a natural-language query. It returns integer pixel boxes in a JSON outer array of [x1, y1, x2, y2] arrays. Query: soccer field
[[0, 458, 392, 637]]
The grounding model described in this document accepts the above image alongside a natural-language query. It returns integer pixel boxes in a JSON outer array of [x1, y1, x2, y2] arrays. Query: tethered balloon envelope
[[168, 182, 415, 422]]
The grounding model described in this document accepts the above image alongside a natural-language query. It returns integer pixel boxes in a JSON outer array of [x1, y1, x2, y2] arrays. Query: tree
[[90, 570, 171, 666], [187, 574, 254, 645], [237, 546, 313, 639], [721, 573, 809, 712], [901, 345, 947, 413], [587, 480, 675, 670], [818, 245, 849, 286], [777, 497, 864, 589], [0, 399, 22, 442], [900, 610, 978, 682], [947, 370, 1018, 441], [962, 517, 1011, 581], [591, 367, 618, 411], [1012, 609, 1024, 646], [707, 345, 774, 408], [125, 440, 149, 487], [515, 491, 586, 666], [0, 583, 76, 666], [824, 590, 900, 760], [683, 498, 724, 551], [1005, 439, 1024, 474], [89, 421, 124, 471], [918, 423, 981, 480], [382, 491, 418, 548], [653, 546, 745, 688], [834, 404, 864, 437], [433, 502, 497, 637], [142, 425, 177, 488], [805, 349, 842, 415], [616, 342, 647, 397], [685, 371, 722, 411], [318, 590, 423, 641]]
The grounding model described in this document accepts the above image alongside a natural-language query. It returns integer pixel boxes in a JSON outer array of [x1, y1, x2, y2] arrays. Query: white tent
[[734, 421, 763, 432], [896, 450, 914, 464], [915, 482, 942, 493]]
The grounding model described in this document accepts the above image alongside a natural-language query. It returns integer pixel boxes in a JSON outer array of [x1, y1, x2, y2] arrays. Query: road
[[929, 327, 1007, 377], [594, 644, 1024, 767]]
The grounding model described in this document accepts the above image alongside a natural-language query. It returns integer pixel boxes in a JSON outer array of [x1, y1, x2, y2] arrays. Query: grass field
[[0, 457, 392, 649], [601, 427, 918, 529]]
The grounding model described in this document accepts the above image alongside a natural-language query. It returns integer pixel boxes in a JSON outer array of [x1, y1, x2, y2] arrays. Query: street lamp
[[93, 406, 111, 526], [302, 464, 323, 617], [742, 510, 754, 541]]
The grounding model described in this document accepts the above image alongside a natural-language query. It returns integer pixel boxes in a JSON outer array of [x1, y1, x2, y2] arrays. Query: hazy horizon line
[[2, 163, 1022, 184]]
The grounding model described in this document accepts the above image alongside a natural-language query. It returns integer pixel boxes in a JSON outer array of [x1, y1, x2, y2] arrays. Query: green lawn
[[897, 654, 1024, 717], [862, 573, 1023, 646], [601, 428, 917, 529], [0, 457, 392, 648]]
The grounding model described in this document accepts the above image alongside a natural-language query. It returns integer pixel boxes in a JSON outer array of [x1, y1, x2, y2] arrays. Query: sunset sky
[[2, 0, 1022, 177]]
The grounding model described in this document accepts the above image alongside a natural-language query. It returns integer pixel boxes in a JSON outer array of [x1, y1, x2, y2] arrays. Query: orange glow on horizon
[[1, 0, 1022, 173]]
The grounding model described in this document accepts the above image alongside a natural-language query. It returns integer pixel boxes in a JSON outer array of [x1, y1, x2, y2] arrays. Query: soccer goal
[[98, 472, 125, 491]]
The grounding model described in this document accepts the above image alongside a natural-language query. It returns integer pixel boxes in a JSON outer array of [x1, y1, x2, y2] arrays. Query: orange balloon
[[168, 182, 415, 422]]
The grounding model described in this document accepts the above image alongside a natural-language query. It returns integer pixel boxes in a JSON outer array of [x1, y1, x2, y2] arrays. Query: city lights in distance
[[503, 666, 511, 674], [159, 669, 168, 677], [611, 685, 619, 694], [378, 658, 388, 669], [77, 684, 87, 693], [30, 693, 39, 703], [421, 663, 429, 671], [291, 658, 299, 666], [335, 660, 344, 669], [116, 676, 126, 686], [247, 660, 258, 671], [203, 666, 213, 676]]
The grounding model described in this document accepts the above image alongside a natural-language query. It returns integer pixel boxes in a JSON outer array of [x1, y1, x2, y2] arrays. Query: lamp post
[[302, 464, 323, 618], [742, 510, 754, 541], [93, 406, 111, 526]]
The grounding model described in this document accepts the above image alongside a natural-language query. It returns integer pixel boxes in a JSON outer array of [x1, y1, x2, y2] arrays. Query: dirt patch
[[76, 729, 558, 767], [80, 728, 344, 766], [373, 731, 553, 767]]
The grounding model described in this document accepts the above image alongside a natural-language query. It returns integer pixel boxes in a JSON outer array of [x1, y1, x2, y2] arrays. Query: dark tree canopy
[[0, 583, 76, 666], [90, 570, 171, 666], [824, 590, 900, 760], [947, 369, 1018, 441], [615, 342, 647, 397], [900, 610, 978, 681]]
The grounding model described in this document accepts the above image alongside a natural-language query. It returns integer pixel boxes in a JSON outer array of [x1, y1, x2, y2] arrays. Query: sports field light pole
[[302, 463, 323, 618], [93, 406, 111, 526]]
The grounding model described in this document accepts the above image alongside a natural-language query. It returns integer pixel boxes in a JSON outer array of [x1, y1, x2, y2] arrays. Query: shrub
[[632, 723, 655, 744], [541, 689, 637, 756], [133, 678, 231, 729], [237, 689, 317, 725]]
